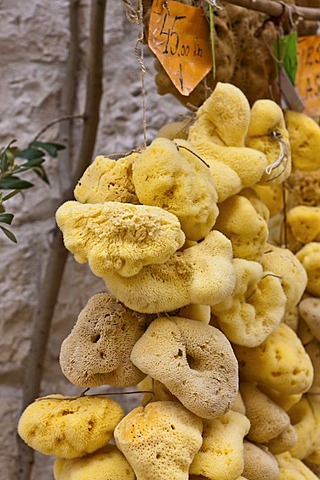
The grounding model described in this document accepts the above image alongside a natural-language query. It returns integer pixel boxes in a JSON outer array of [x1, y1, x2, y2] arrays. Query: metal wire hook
[[265, 130, 289, 179]]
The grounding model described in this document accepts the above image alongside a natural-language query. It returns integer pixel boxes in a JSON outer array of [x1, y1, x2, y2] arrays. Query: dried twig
[[32, 114, 84, 143], [218, 0, 320, 21]]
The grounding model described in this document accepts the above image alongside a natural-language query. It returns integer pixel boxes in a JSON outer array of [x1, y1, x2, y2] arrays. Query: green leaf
[[14, 157, 45, 174], [33, 165, 50, 185], [0, 225, 17, 243], [0, 152, 8, 172], [0, 213, 14, 224], [0, 176, 34, 190], [2, 189, 20, 201], [0, 205, 5, 214], [15, 148, 45, 160], [274, 32, 298, 85], [31, 141, 65, 158]]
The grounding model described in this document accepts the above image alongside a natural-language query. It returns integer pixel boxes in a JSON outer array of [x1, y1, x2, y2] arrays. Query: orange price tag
[[148, 0, 213, 96], [295, 35, 320, 117]]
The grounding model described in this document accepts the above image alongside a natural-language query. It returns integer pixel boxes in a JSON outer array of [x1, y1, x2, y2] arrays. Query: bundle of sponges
[[19, 82, 320, 480], [56, 132, 240, 314]]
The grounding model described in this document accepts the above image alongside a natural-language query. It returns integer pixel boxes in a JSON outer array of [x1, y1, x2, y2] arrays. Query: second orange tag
[[148, 0, 213, 96]]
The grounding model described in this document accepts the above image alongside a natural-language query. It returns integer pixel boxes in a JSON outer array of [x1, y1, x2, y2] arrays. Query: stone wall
[[0, 1, 185, 478]]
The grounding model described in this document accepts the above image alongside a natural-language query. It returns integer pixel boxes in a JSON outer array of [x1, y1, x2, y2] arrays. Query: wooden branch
[[217, 0, 320, 21], [75, 0, 107, 182], [19, 0, 107, 441], [17, 0, 108, 478]]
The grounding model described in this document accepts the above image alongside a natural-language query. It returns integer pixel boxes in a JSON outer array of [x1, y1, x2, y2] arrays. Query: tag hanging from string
[[148, 0, 213, 96], [295, 34, 320, 117]]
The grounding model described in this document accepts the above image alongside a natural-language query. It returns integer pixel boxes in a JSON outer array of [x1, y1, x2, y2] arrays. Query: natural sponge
[[288, 396, 320, 460], [212, 258, 286, 347], [130, 316, 238, 419], [234, 323, 314, 396], [132, 137, 219, 241], [189, 410, 250, 480], [246, 99, 291, 184], [188, 82, 268, 199], [240, 382, 290, 444], [243, 441, 279, 480], [59, 293, 149, 388], [299, 297, 320, 342], [114, 401, 203, 480], [18, 395, 125, 458], [296, 242, 320, 297], [53, 445, 135, 480], [287, 206, 320, 244], [261, 244, 308, 312], [103, 230, 236, 313], [74, 152, 140, 205], [214, 194, 268, 262], [276, 451, 320, 480], [56, 200, 185, 278], [285, 110, 320, 172]]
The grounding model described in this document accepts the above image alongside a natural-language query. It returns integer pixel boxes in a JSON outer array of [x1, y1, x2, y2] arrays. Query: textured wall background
[[0, 1, 185, 478]]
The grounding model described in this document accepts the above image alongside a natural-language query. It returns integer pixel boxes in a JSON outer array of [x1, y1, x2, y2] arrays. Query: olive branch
[[0, 139, 65, 242]]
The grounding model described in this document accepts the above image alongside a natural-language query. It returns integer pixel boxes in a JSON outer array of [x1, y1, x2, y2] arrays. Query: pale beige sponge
[[74, 152, 140, 204], [239, 382, 291, 444], [18, 395, 124, 458], [266, 425, 298, 455], [56, 200, 185, 278], [297, 315, 314, 346], [276, 451, 320, 480], [285, 110, 320, 172], [212, 258, 286, 347], [287, 206, 320, 244], [130, 317, 238, 419], [53, 445, 135, 480], [132, 137, 219, 241], [103, 230, 236, 313], [246, 99, 291, 184], [283, 305, 300, 333], [299, 297, 320, 341], [114, 401, 203, 480], [188, 83, 267, 201], [261, 243, 308, 312], [296, 243, 320, 297], [305, 339, 320, 394], [214, 194, 268, 262], [288, 395, 320, 460], [189, 410, 250, 480], [234, 323, 314, 397], [242, 441, 279, 480], [59, 293, 149, 388]]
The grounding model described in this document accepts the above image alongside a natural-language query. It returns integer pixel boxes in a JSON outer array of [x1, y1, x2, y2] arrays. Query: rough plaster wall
[[0, 1, 185, 478]]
